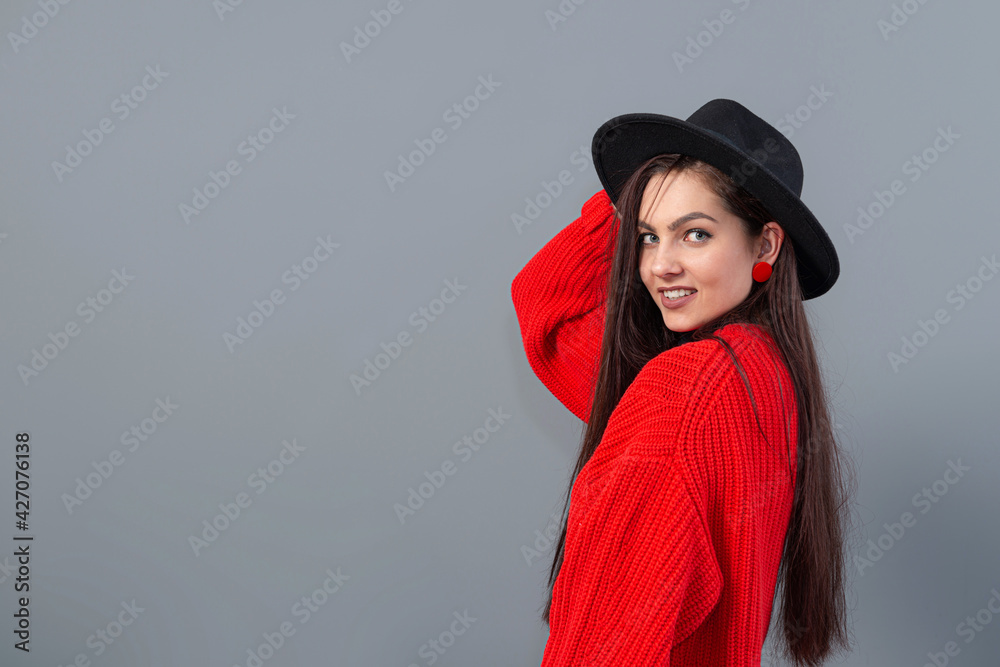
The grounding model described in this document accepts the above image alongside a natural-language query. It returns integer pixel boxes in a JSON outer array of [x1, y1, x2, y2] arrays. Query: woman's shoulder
[[629, 322, 786, 404], [620, 322, 795, 468]]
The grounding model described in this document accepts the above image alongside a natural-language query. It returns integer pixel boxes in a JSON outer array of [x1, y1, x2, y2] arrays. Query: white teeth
[[664, 289, 696, 299]]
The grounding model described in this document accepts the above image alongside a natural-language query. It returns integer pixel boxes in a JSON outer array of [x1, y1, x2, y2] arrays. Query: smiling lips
[[659, 288, 697, 309]]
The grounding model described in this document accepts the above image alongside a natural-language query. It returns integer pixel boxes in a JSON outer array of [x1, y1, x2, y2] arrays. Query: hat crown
[[687, 99, 803, 196]]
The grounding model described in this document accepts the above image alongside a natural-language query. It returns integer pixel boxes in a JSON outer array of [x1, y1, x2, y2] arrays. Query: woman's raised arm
[[511, 189, 619, 423]]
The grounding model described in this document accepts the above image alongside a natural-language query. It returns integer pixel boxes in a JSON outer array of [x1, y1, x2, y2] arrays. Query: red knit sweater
[[511, 189, 799, 666]]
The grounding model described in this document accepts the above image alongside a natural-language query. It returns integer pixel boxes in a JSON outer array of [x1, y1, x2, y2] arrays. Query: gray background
[[1, 0, 998, 665]]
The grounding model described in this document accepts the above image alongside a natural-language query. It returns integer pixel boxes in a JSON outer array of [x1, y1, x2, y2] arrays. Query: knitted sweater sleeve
[[541, 380, 725, 666], [511, 190, 618, 423]]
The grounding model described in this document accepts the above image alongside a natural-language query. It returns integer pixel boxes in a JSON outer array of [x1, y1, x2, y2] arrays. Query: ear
[[757, 222, 785, 263]]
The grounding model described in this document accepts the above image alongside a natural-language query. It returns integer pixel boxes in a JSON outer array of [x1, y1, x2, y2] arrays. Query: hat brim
[[591, 113, 839, 300]]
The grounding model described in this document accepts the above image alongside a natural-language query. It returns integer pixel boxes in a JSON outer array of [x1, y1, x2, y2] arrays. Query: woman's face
[[636, 169, 783, 333]]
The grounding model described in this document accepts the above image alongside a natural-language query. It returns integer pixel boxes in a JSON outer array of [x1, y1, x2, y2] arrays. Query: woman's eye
[[641, 230, 711, 245]]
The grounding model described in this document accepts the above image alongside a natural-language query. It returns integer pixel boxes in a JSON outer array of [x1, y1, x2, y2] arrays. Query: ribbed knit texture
[[512, 189, 799, 666]]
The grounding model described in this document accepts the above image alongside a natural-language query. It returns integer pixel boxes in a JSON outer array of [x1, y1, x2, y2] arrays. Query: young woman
[[511, 99, 855, 666]]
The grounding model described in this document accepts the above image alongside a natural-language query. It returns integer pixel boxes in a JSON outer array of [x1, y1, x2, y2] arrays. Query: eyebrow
[[637, 212, 719, 232]]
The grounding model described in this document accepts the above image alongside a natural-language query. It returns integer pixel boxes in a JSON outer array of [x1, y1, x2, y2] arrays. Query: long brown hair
[[539, 154, 856, 665]]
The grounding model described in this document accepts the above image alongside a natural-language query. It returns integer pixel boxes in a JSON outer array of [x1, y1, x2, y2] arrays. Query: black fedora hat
[[591, 99, 839, 300]]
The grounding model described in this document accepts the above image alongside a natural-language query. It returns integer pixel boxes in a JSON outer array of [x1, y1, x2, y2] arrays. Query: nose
[[650, 244, 681, 277]]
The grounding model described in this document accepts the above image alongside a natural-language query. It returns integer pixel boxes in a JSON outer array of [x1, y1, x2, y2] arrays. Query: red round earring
[[752, 261, 772, 282]]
